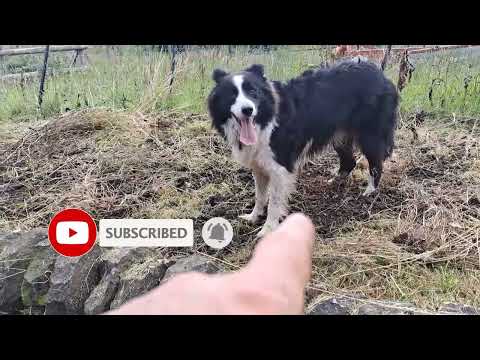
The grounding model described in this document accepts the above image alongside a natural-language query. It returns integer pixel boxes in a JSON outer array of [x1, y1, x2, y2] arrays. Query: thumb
[[241, 213, 315, 297]]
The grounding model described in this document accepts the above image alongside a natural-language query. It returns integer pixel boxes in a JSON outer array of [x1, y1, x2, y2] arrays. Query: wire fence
[[1, 45, 480, 120]]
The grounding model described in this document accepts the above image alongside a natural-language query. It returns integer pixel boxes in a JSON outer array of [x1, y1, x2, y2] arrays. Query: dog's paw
[[362, 186, 377, 197], [255, 223, 276, 239], [327, 172, 349, 185], [238, 212, 260, 224], [327, 177, 337, 185]]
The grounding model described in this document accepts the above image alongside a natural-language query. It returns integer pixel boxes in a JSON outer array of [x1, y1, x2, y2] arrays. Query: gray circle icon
[[202, 217, 233, 249]]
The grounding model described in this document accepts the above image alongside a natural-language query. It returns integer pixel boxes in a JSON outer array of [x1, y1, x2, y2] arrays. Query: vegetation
[[1, 45, 479, 310]]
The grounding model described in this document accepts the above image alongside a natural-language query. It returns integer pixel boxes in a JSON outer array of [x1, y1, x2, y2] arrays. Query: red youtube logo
[[48, 208, 97, 257]]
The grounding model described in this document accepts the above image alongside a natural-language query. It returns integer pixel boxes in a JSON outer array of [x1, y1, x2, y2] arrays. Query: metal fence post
[[169, 45, 177, 94], [38, 45, 50, 110]]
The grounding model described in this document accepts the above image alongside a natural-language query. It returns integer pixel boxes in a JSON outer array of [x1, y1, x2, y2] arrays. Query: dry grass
[[1, 109, 479, 310]]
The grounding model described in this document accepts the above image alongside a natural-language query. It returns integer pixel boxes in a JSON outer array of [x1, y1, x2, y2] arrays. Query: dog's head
[[207, 64, 273, 146]]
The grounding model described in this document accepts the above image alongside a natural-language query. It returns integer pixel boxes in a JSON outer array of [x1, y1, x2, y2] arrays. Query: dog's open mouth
[[231, 112, 257, 146]]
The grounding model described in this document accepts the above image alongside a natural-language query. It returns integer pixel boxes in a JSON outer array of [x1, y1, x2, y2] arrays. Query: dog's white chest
[[223, 118, 276, 171], [232, 144, 257, 168]]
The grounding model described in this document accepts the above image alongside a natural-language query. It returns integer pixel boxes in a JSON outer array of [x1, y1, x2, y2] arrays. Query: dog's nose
[[242, 106, 253, 117]]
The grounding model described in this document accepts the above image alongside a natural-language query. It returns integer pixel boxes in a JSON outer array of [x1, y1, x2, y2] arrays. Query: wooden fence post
[[38, 45, 50, 110], [397, 50, 415, 92], [380, 45, 392, 71]]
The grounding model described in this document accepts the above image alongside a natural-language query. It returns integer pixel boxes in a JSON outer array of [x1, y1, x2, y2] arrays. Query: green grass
[[1, 54, 479, 310], [1, 46, 331, 122], [385, 50, 480, 116], [1, 45, 480, 123]]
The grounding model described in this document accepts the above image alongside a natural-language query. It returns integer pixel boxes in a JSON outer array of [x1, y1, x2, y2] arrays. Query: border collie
[[207, 60, 399, 238]]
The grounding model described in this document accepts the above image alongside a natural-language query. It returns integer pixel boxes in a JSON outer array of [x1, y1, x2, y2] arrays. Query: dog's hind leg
[[358, 135, 386, 196], [328, 133, 356, 184], [358, 91, 397, 196], [239, 168, 269, 224], [256, 165, 296, 238], [362, 157, 383, 197]]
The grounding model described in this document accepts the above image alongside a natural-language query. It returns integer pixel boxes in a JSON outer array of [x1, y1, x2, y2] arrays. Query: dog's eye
[[229, 88, 238, 101], [243, 83, 252, 91], [244, 84, 257, 97]]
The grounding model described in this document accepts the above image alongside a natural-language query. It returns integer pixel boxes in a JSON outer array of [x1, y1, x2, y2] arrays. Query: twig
[[0, 269, 26, 281]]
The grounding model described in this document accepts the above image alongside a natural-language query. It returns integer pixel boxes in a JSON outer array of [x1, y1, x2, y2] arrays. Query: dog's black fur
[[208, 60, 399, 190], [207, 60, 399, 236]]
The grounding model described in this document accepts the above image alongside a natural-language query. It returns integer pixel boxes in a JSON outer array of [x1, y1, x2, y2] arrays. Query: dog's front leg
[[256, 166, 296, 238], [239, 168, 269, 224]]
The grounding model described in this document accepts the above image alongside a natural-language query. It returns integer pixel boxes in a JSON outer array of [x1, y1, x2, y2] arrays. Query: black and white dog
[[207, 60, 399, 237]]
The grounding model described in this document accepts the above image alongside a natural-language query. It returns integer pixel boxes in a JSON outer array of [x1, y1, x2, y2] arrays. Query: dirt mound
[[1, 110, 169, 228]]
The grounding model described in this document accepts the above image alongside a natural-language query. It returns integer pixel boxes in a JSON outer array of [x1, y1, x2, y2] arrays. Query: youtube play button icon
[[56, 221, 89, 245], [48, 208, 97, 257]]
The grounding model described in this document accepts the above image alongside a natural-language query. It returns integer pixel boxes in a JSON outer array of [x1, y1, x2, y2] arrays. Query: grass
[[385, 49, 480, 116], [1, 46, 480, 124], [1, 45, 479, 311]]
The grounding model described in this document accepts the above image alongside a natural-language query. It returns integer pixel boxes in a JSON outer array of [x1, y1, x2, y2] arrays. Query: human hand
[[107, 213, 315, 315]]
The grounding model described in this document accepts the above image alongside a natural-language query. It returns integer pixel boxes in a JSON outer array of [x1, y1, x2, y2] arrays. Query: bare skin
[[107, 213, 315, 315]]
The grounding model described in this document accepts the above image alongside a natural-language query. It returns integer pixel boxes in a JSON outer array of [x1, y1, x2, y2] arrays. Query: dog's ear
[[212, 68, 228, 83], [244, 64, 266, 80]]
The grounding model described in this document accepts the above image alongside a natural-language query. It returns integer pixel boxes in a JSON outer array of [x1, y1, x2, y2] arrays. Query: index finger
[[241, 213, 315, 293]]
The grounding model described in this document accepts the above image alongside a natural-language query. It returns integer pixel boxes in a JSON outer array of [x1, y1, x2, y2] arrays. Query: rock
[[161, 254, 219, 283], [21, 248, 57, 307], [100, 247, 151, 273], [83, 247, 160, 313], [0, 229, 48, 259], [357, 301, 424, 315], [307, 297, 359, 315], [0, 267, 25, 314], [84, 269, 120, 315], [109, 257, 167, 310], [89, 254, 219, 312], [3, 229, 479, 316], [306, 296, 478, 315], [0, 229, 50, 313], [45, 246, 102, 315], [438, 303, 478, 315]]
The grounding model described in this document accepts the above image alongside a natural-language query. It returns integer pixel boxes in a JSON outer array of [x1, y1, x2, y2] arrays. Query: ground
[[1, 106, 479, 311]]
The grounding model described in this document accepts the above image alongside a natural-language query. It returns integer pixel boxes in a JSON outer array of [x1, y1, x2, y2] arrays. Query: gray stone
[[357, 301, 422, 315], [439, 303, 479, 315], [0, 229, 48, 259], [45, 246, 102, 315], [83, 247, 160, 313], [84, 269, 120, 315], [0, 267, 25, 313], [307, 297, 359, 315], [100, 247, 151, 272], [21, 247, 57, 307], [305, 296, 479, 315], [0, 229, 50, 313], [109, 257, 168, 310], [161, 254, 219, 283]]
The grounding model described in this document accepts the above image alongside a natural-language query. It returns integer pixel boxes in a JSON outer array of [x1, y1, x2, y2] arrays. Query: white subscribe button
[[99, 219, 194, 248]]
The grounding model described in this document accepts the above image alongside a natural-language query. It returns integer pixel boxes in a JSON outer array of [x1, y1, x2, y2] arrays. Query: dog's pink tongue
[[239, 118, 257, 146]]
